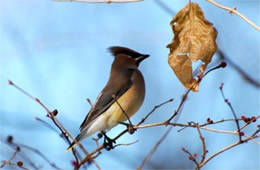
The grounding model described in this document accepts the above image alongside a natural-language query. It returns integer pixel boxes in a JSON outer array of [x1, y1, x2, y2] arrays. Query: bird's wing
[[79, 77, 133, 131]]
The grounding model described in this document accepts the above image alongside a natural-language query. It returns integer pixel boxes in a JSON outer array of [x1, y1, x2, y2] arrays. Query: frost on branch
[[167, 2, 218, 92]]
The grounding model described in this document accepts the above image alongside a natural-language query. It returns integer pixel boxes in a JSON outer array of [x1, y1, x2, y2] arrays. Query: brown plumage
[[67, 46, 149, 151]]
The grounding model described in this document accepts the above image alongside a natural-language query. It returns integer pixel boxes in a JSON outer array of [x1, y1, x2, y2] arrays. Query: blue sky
[[0, 0, 259, 169]]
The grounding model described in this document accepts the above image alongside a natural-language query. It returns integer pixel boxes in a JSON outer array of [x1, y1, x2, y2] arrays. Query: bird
[[67, 46, 149, 151]]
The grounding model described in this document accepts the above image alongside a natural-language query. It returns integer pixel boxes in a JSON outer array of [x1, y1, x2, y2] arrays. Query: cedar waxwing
[[67, 46, 149, 151]]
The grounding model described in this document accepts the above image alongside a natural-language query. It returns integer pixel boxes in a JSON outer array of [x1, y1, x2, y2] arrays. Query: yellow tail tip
[[66, 143, 76, 152]]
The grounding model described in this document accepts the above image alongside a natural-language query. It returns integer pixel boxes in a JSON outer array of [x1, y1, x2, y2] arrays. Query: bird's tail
[[66, 133, 83, 152], [66, 141, 77, 152], [66, 126, 91, 151]]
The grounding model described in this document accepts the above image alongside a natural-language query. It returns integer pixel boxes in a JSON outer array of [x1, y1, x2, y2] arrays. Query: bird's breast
[[106, 70, 145, 129]]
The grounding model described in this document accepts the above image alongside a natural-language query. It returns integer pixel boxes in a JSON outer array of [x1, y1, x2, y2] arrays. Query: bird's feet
[[119, 122, 136, 134], [101, 131, 116, 151]]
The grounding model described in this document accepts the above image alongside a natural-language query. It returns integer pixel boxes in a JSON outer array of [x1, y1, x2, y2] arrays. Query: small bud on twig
[[16, 146, 21, 152], [7, 135, 13, 144], [53, 109, 58, 116], [220, 61, 227, 68], [17, 161, 23, 167], [8, 80, 13, 85]]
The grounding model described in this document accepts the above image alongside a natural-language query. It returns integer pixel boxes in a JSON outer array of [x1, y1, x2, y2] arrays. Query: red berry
[[220, 82, 224, 89], [207, 118, 211, 123], [193, 153, 197, 158], [245, 118, 251, 123], [188, 156, 193, 160], [71, 160, 78, 167], [97, 133, 103, 139], [224, 99, 229, 103], [53, 109, 58, 116], [241, 116, 246, 120], [17, 161, 23, 167], [197, 75, 203, 80], [220, 61, 227, 68], [210, 120, 214, 124], [251, 116, 256, 122], [16, 146, 21, 152], [240, 132, 245, 136], [205, 150, 208, 153], [7, 135, 13, 143], [8, 80, 13, 85]]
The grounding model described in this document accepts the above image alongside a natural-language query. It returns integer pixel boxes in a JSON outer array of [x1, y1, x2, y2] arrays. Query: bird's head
[[109, 46, 149, 68]]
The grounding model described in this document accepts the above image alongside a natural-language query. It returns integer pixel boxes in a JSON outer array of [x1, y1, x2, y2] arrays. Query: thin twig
[[3, 141, 38, 169], [220, 84, 242, 141], [137, 126, 173, 170], [35, 117, 61, 135], [199, 129, 259, 168], [76, 97, 174, 168], [114, 140, 139, 148], [0, 148, 19, 168], [54, 0, 143, 3], [195, 124, 207, 165], [167, 62, 226, 123], [206, 0, 260, 30], [77, 129, 128, 168], [217, 50, 260, 88], [86, 98, 93, 107], [13, 142, 61, 170], [7, 80, 95, 167], [181, 147, 199, 168], [137, 98, 174, 126], [112, 95, 132, 126]]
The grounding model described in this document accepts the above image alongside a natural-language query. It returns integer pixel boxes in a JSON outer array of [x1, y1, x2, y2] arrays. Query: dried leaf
[[167, 2, 218, 92]]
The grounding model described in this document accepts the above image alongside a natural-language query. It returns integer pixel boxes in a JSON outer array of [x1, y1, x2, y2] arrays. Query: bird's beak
[[135, 54, 149, 66], [136, 54, 149, 65], [142, 54, 150, 59]]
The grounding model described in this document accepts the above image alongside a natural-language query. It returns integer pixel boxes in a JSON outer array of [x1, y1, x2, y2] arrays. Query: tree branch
[[206, 0, 260, 31]]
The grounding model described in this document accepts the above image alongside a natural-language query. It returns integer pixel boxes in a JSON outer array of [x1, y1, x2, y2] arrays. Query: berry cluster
[[71, 160, 78, 168], [241, 115, 257, 123], [188, 153, 198, 160], [207, 118, 214, 124]]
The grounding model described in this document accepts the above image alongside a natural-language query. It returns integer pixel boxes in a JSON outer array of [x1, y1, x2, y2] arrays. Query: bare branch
[[217, 50, 260, 88], [54, 0, 143, 3], [137, 98, 174, 126], [206, 0, 260, 30], [181, 147, 199, 168], [86, 98, 93, 107], [195, 124, 207, 165], [137, 127, 173, 170], [7, 80, 94, 167], [219, 83, 242, 141], [199, 129, 259, 169]]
